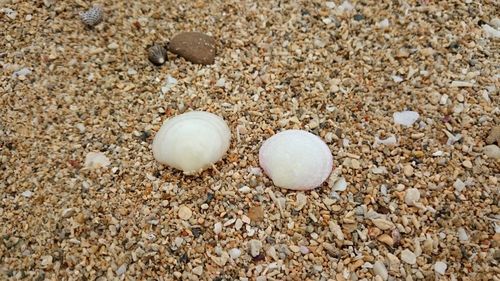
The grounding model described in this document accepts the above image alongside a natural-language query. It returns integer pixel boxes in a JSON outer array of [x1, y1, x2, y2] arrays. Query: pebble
[[400, 249, 416, 265], [373, 261, 388, 280], [248, 239, 262, 257], [377, 234, 394, 247], [457, 227, 468, 241], [434, 261, 447, 275], [393, 111, 419, 126], [462, 160, 473, 169], [168, 32, 216, 65], [377, 19, 390, 28], [21, 190, 33, 198], [295, 193, 307, 211], [453, 179, 466, 193], [116, 264, 127, 275], [486, 126, 500, 144], [127, 68, 137, 76], [332, 177, 348, 191], [483, 145, 500, 159], [192, 266, 203, 276], [229, 248, 241, 259], [215, 78, 225, 87], [84, 152, 110, 169], [214, 222, 222, 234], [404, 188, 420, 205], [107, 42, 119, 49], [178, 205, 192, 220], [62, 208, 76, 218], [371, 218, 395, 230], [40, 255, 53, 267], [248, 206, 264, 222], [403, 165, 414, 177]]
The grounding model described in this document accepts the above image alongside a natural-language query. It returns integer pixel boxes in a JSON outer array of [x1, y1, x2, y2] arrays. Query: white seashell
[[259, 130, 333, 190], [152, 111, 231, 174]]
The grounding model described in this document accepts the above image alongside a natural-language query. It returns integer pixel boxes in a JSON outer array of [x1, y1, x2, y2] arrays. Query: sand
[[1, 0, 499, 280]]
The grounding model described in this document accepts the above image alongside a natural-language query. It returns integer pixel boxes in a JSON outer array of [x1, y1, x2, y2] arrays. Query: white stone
[[457, 227, 468, 241], [12, 67, 31, 78], [453, 179, 466, 193], [393, 111, 420, 126], [295, 192, 307, 211], [325, 1, 336, 9], [401, 249, 416, 265], [377, 19, 390, 28], [116, 264, 127, 275], [337, 1, 354, 12], [483, 145, 500, 159], [391, 75, 403, 83], [248, 239, 262, 257], [215, 78, 225, 87], [482, 24, 500, 38], [374, 135, 397, 147], [161, 75, 178, 93], [404, 188, 420, 205], [239, 186, 251, 193], [178, 205, 192, 220], [373, 261, 388, 280], [434, 261, 447, 275], [214, 222, 222, 234], [192, 265, 203, 276], [332, 177, 347, 191], [127, 68, 137, 75], [84, 152, 110, 169], [21, 190, 33, 198], [229, 248, 241, 259], [108, 42, 119, 49]]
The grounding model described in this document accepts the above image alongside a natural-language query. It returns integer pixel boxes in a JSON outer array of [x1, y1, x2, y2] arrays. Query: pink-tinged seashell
[[259, 130, 333, 190]]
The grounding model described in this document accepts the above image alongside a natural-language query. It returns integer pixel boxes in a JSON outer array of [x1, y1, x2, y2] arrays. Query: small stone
[[462, 160, 473, 169], [393, 111, 419, 126], [192, 266, 203, 276], [353, 14, 364, 21], [403, 165, 414, 177], [373, 261, 388, 280], [371, 218, 395, 230], [377, 234, 394, 247], [21, 190, 33, 198], [127, 68, 137, 76], [299, 246, 310, 255], [332, 177, 348, 191], [62, 208, 76, 218], [107, 42, 119, 49], [483, 145, 500, 159], [434, 261, 447, 275], [229, 248, 241, 259], [40, 255, 53, 267], [295, 193, 307, 211], [248, 239, 262, 257], [215, 78, 225, 87], [351, 159, 361, 169], [239, 186, 251, 193], [453, 179, 466, 193], [404, 188, 420, 205], [116, 264, 127, 275], [377, 19, 390, 28], [401, 249, 416, 265], [214, 222, 222, 234], [178, 205, 192, 220], [457, 227, 468, 241], [168, 32, 216, 65], [248, 206, 264, 222], [486, 126, 500, 144], [84, 152, 110, 169]]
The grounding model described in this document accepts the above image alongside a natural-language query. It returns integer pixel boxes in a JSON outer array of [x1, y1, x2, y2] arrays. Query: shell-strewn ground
[[1, 0, 499, 280]]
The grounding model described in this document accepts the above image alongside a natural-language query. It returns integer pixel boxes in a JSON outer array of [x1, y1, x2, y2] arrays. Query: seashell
[[147, 44, 168, 66], [259, 130, 333, 190], [80, 5, 104, 27], [152, 111, 231, 174]]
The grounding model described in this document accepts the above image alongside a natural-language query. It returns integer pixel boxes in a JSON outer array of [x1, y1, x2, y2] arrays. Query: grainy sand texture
[[1, 0, 499, 280]]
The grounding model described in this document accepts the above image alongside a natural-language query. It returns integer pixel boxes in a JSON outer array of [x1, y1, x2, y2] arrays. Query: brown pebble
[[247, 205, 264, 222], [168, 32, 216, 65], [486, 126, 500, 144]]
